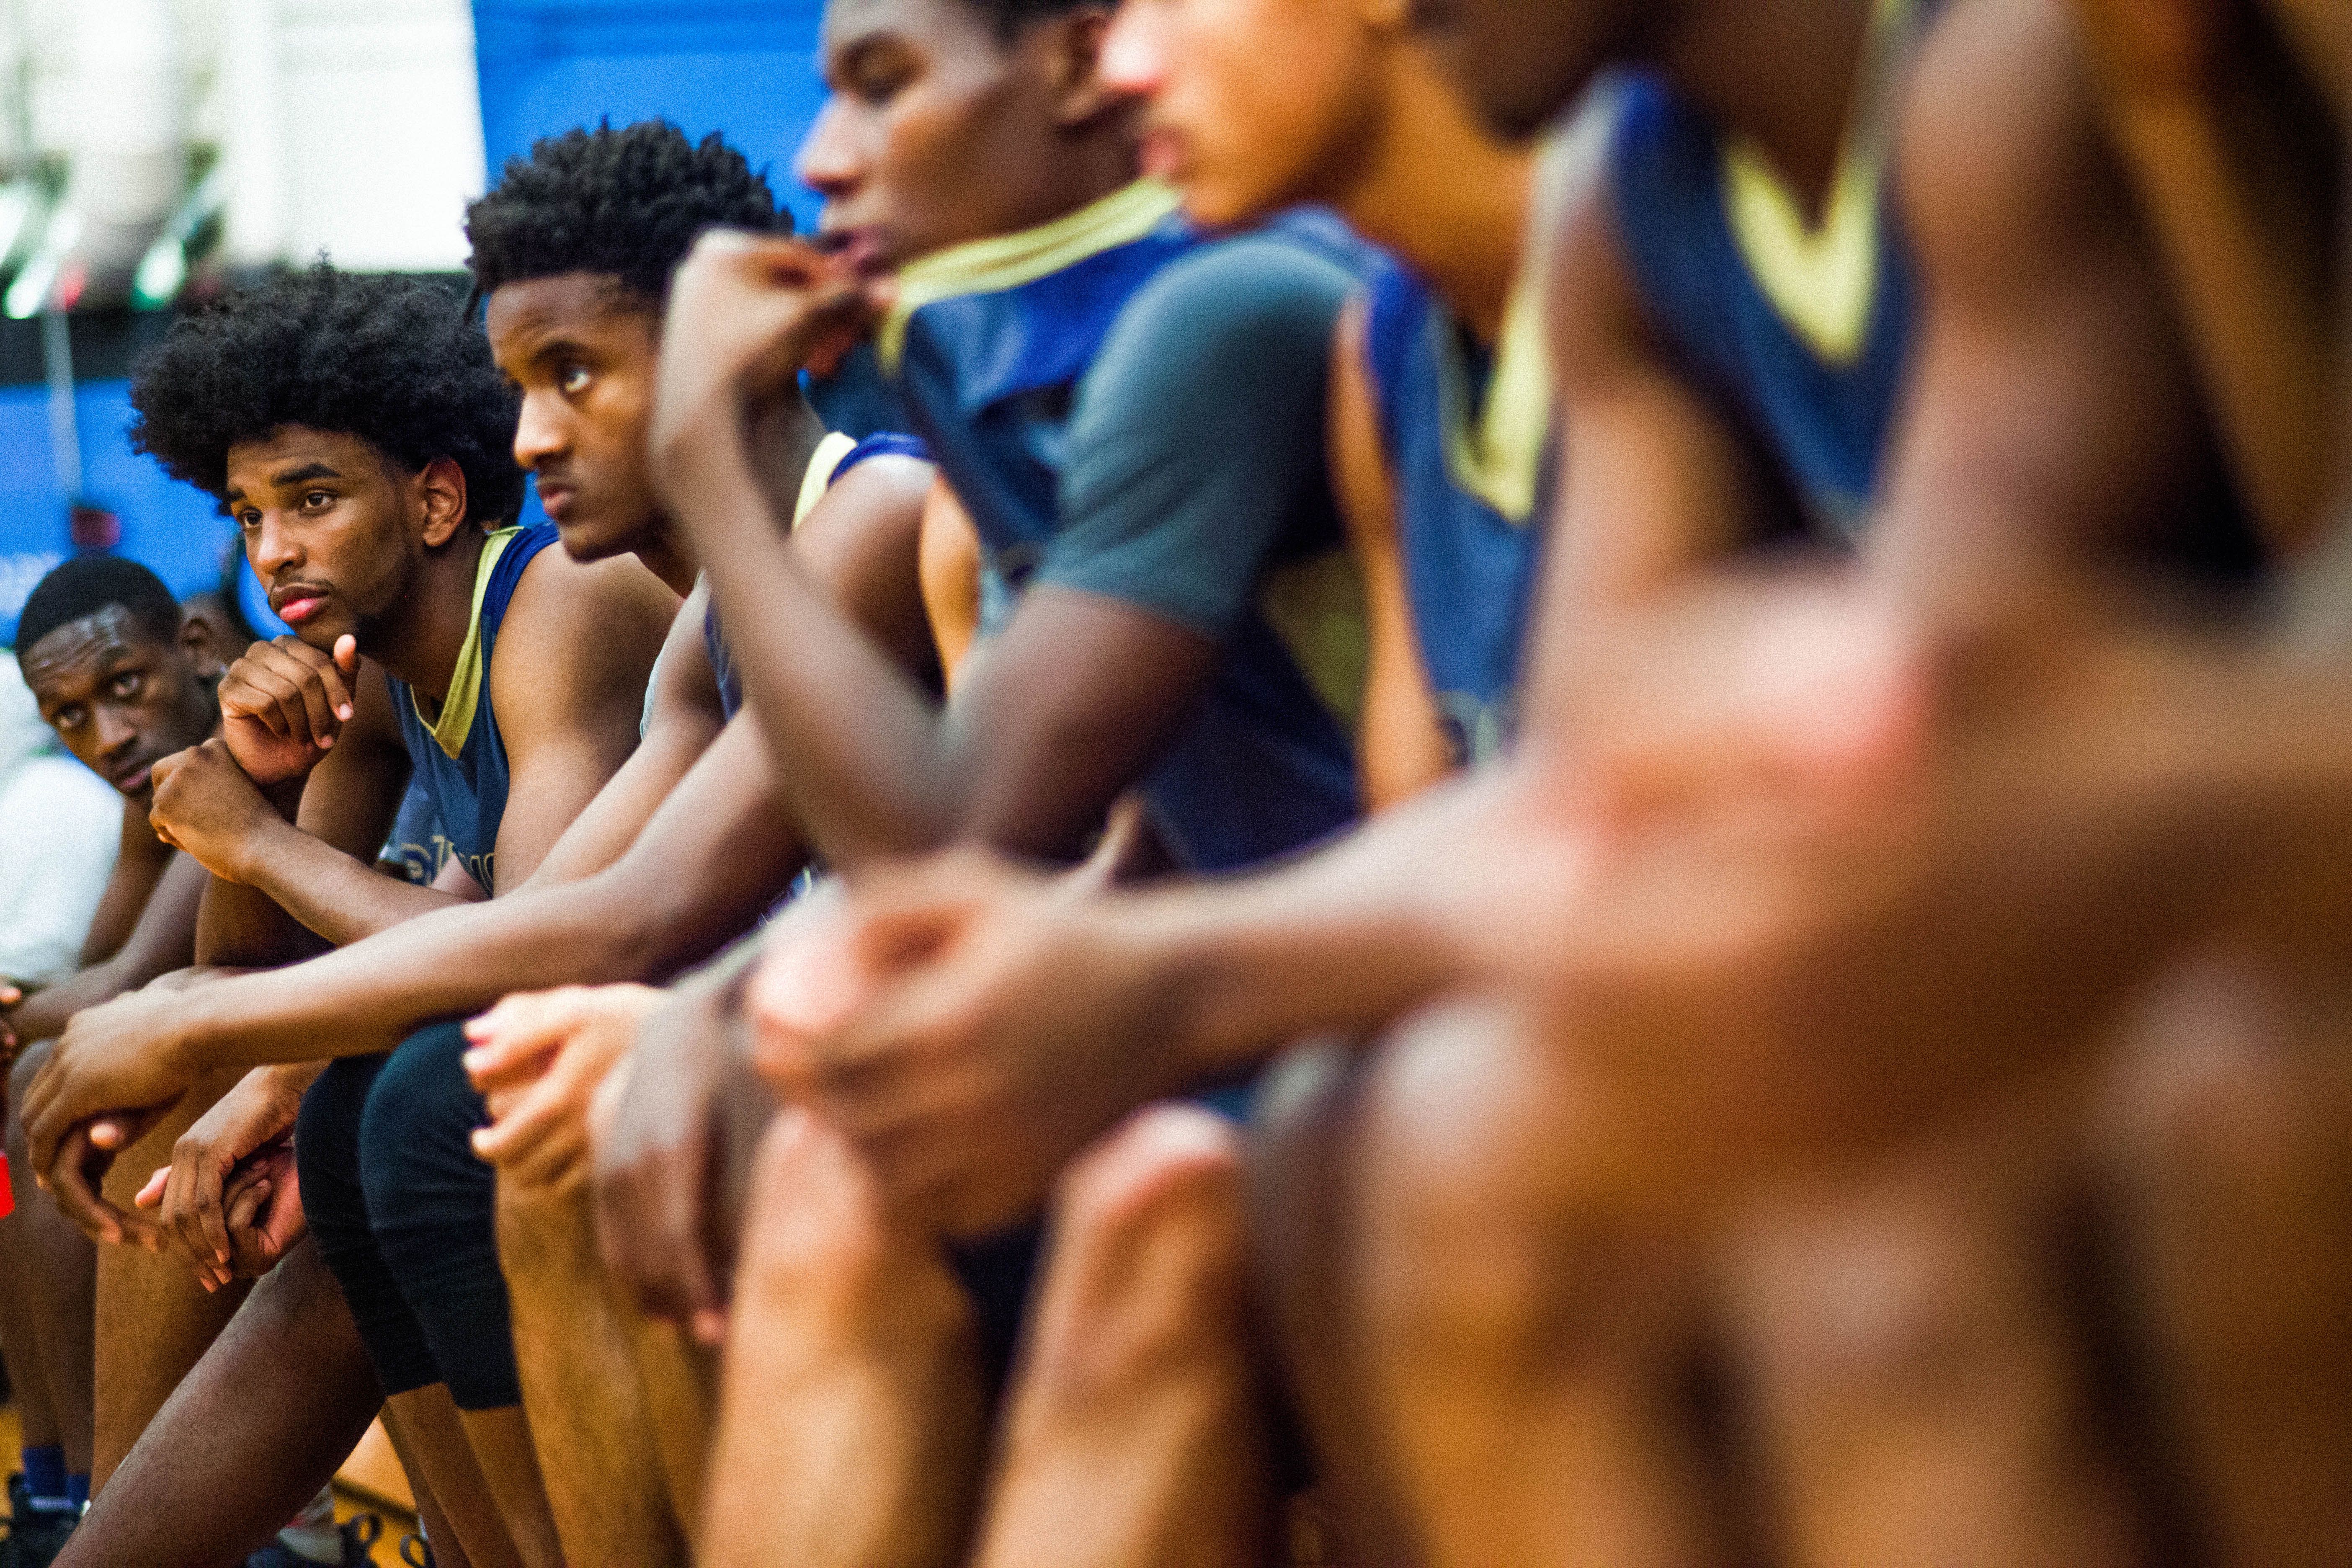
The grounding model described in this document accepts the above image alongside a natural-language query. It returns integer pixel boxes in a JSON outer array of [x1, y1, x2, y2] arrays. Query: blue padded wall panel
[[472, 0, 833, 233]]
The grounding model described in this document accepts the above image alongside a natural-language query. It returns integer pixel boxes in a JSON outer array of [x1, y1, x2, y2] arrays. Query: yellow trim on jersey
[[878, 181, 1186, 373], [794, 432, 861, 531], [1436, 264, 1553, 525], [415, 526, 521, 760], [1719, 0, 1916, 367], [1256, 547, 1369, 734]]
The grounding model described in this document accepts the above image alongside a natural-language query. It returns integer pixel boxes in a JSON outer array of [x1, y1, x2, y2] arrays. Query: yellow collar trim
[[794, 432, 861, 531], [414, 526, 520, 760], [1720, 0, 1916, 367], [879, 180, 1185, 373], [1438, 263, 1554, 524]]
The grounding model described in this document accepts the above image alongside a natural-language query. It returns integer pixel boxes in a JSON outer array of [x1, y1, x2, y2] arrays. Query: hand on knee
[[468, 984, 665, 1197]]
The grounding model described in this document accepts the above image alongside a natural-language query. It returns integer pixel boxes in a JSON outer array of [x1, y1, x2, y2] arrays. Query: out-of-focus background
[[0, 0, 830, 647]]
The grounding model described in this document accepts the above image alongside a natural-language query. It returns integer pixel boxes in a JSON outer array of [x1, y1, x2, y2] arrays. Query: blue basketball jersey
[[882, 183, 1365, 873], [702, 430, 933, 725], [1605, 0, 1932, 542], [387, 523, 558, 895], [1360, 253, 1553, 766]]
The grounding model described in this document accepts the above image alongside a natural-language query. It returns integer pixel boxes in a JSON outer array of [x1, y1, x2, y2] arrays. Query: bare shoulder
[[493, 545, 677, 725], [1896, 0, 2131, 283]]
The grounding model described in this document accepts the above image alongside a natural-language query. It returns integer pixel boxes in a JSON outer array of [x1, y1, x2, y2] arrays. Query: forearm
[[168, 818, 798, 1072], [668, 422, 960, 866], [225, 818, 469, 949], [1127, 771, 1537, 1087]]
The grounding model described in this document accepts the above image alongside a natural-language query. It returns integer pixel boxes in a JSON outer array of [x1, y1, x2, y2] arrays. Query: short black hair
[[15, 555, 180, 667], [465, 120, 787, 311], [127, 265, 524, 529]]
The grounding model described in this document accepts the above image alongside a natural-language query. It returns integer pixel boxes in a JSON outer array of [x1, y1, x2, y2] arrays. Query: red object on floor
[[0, 1153, 15, 1219]]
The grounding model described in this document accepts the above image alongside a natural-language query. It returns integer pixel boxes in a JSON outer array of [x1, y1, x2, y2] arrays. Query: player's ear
[[178, 606, 230, 681], [418, 456, 470, 549], [1043, 5, 1129, 129]]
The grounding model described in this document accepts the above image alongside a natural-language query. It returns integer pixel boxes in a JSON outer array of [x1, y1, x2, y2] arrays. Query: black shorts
[[297, 1021, 520, 1411]]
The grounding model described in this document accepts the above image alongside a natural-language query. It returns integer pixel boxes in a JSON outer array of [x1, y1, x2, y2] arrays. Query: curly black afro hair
[[127, 266, 524, 529], [465, 120, 787, 312]]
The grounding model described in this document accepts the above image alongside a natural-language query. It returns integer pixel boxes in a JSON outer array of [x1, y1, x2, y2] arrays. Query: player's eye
[[559, 364, 592, 396], [302, 490, 335, 511], [108, 673, 143, 700]]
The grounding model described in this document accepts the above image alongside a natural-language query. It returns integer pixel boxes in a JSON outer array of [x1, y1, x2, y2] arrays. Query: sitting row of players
[[4, 0, 2349, 1561]]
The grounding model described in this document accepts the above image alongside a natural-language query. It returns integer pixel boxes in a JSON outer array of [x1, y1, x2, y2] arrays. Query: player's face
[[487, 274, 665, 565], [225, 427, 447, 652], [1102, 0, 1379, 229], [800, 0, 1114, 268], [1408, 0, 1620, 139], [23, 607, 219, 797]]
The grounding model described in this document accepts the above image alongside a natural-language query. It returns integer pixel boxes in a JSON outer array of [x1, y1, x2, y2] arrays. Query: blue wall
[[473, 0, 833, 232], [0, 383, 240, 647]]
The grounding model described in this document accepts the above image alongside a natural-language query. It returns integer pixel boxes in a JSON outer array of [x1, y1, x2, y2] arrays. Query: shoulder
[[1102, 231, 1356, 374], [503, 539, 680, 642], [493, 546, 677, 719], [1896, 0, 2128, 289]]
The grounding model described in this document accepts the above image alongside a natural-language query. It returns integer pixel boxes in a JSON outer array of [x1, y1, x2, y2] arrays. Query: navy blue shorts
[[297, 1021, 520, 1411]]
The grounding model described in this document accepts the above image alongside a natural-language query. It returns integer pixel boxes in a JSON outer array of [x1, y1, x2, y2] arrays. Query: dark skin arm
[[183, 656, 414, 967], [77, 801, 175, 966], [653, 232, 1221, 873], [25, 546, 674, 1186]]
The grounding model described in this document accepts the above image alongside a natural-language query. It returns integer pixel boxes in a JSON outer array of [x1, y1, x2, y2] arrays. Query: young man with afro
[[22, 263, 678, 1568], [33, 123, 939, 1568]]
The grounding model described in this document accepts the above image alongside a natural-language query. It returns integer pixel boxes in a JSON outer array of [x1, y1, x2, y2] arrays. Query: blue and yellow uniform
[[704, 431, 931, 724], [1605, 5, 1921, 544], [300, 519, 560, 1419], [884, 182, 1367, 873], [1360, 253, 1553, 766], [382, 521, 558, 892]]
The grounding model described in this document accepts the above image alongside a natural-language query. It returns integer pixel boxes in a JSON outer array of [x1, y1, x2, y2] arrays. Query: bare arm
[[514, 579, 720, 892], [1330, 296, 1454, 810], [1873, 0, 2254, 632], [1516, 172, 1802, 743], [76, 805, 173, 967], [191, 663, 415, 965], [118, 467, 931, 1069]]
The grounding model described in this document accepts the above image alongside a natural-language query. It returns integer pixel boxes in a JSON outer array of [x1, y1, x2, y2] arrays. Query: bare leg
[[54, 1238, 382, 1568], [1717, 1089, 2141, 1568], [702, 1108, 986, 1568], [383, 1387, 528, 1568], [496, 1167, 689, 1566], [92, 1068, 251, 1489], [970, 1105, 1274, 1568], [0, 1046, 87, 1476], [1252, 1006, 1726, 1568], [2101, 952, 2352, 1564], [454, 1406, 565, 1568]]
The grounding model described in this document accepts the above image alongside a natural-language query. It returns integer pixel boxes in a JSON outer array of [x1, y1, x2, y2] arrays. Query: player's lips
[[269, 582, 332, 625], [537, 481, 577, 521], [815, 226, 892, 276], [108, 756, 158, 793]]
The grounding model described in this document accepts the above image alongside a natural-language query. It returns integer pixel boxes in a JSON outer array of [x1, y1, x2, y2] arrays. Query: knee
[[1024, 1106, 1248, 1405], [736, 1109, 970, 1348], [1275, 1002, 1590, 1375], [358, 1026, 487, 1209]]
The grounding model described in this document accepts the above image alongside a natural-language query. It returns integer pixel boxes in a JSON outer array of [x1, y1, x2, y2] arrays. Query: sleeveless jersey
[[1361, 253, 1553, 766], [1605, 0, 1928, 542], [387, 523, 558, 895], [881, 183, 1364, 873], [703, 430, 932, 724]]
